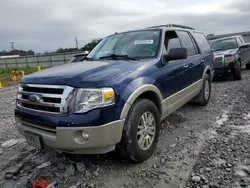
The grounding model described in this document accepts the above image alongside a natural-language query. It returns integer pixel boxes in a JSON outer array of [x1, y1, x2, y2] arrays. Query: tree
[[80, 39, 102, 52], [27, 50, 35, 55]]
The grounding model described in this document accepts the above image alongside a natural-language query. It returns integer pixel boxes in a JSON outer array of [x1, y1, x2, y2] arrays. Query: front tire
[[246, 63, 250, 70], [193, 73, 211, 106], [232, 62, 241, 80], [119, 99, 160, 163]]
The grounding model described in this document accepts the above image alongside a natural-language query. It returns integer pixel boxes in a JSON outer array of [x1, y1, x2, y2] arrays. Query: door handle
[[200, 59, 205, 63], [183, 64, 189, 68]]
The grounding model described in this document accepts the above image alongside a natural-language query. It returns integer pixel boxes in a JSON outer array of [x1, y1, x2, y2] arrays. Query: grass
[[0, 66, 50, 87]]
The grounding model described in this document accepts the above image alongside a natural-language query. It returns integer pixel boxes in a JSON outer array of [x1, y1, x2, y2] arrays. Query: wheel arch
[[120, 85, 163, 119], [203, 66, 212, 80]]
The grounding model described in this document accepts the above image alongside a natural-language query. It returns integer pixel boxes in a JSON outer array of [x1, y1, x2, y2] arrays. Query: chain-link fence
[[0, 51, 83, 69]]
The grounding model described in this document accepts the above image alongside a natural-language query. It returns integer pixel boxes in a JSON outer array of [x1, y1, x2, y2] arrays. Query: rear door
[[192, 32, 213, 74], [177, 30, 203, 85]]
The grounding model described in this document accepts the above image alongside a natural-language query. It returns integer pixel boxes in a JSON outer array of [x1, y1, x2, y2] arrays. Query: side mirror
[[239, 43, 250, 49], [164, 47, 187, 61]]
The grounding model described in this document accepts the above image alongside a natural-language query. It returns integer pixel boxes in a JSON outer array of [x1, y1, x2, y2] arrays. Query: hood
[[213, 48, 238, 56], [21, 60, 144, 87]]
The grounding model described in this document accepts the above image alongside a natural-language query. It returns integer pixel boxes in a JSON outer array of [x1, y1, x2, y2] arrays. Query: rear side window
[[178, 31, 197, 57], [193, 32, 212, 54]]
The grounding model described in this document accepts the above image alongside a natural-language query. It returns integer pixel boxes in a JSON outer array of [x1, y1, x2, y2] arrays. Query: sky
[[0, 0, 249, 52]]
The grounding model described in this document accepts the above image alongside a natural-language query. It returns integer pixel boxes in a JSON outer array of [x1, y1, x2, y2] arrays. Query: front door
[[159, 31, 190, 99]]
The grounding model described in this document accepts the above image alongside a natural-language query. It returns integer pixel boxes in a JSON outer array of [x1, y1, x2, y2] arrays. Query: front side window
[[87, 30, 161, 60], [210, 38, 238, 51], [236, 37, 243, 46], [178, 31, 197, 57], [163, 31, 182, 55]]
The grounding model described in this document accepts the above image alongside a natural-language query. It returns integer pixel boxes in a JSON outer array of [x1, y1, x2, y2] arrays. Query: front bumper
[[214, 65, 235, 76], [16, 117, 124, 154]]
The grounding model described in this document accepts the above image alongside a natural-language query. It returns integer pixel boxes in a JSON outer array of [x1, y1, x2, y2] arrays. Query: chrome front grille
[[17, 84, 76, 115], [214, 57, 223, 67]]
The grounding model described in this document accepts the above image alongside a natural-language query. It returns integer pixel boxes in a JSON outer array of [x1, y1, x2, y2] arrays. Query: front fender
[[119, 77, 163, 119]]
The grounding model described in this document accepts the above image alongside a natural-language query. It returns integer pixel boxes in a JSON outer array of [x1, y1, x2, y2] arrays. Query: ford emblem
[[28, 94, 42, 103]]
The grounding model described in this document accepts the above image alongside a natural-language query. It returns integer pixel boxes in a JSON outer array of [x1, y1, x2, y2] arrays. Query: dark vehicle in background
[[210, 35, 250, 80], [69, 52, 89, 63]]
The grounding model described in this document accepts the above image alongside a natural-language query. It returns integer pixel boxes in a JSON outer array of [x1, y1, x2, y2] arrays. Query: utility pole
[[75, 37, 78, 52], [10, 42, 15, 51]]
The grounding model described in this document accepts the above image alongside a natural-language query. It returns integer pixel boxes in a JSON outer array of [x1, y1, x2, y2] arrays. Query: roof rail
[[147, 24, 195, 30]]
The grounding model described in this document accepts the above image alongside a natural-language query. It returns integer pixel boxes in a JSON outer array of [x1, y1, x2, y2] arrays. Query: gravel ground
[[1, 71, 250, 188]]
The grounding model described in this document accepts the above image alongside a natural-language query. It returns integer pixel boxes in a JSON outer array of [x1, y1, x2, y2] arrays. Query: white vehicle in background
[[0, 55, 20, 59], [69, 51, 89, 63]]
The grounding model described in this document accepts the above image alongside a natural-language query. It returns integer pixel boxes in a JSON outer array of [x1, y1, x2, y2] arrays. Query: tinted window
[[236, 37, 243, 46], [166, 38, 181, 54], [178, 31, 197, 56], [193, 32, 212, 54]]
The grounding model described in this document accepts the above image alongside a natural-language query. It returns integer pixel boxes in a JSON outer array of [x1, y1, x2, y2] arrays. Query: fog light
[[81, 131, 89, 140]]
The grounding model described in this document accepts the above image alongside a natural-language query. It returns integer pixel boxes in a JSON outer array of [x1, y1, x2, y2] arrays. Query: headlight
[[224, 56, 235, 65], [74, 88, 115, 113]]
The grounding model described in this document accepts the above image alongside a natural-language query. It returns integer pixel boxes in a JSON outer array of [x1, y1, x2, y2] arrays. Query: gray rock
[[4, 173, 13, 180], [205, 167, 212, 172], [191, 176, 201, 183], [36, 161, 51, 169], [138, 181, 143, 186], [13, 176, 18, 180], [0, 148, 3, 155], [1, 139, 19, 148], [4, 163, 23, 179], [235, 170, 247, 177], [226, 168, 231, 172], [76, 162, 86, 173], [169, 144, 176, 148], [161, 158, 165, 164], [202, 185, 209, 188], [58, 162, 66, 170], [93, 171, 99, 177], [64, 165, 76, 177], [233, 181, 240, 187], [69, 183, 82, 188]]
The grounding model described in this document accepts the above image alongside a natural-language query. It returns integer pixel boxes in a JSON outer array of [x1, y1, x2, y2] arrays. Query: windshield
[[210, 38, 238, 51], [87, 30, 161, 60]]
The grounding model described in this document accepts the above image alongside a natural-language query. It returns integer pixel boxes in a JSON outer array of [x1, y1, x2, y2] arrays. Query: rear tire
[[233, 62, 242, 80], [193, 74, 211, 106], [119, 99, 160, 163], [246, 63, 250, 70]]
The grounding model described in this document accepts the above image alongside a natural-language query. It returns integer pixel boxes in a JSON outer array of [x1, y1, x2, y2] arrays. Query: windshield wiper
[[99, 54, 138, 60], [213, 49, 226, 52]]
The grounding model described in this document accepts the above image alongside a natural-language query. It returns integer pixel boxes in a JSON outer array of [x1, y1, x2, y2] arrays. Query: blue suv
[[15, 24, 214, 162]]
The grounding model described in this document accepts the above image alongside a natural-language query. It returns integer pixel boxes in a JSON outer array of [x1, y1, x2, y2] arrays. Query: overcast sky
[[0, 0, 249, 52]]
